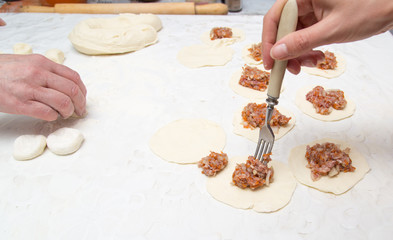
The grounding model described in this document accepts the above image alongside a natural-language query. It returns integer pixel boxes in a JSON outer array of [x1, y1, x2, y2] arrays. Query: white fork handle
[[267, 0, 298, 99]]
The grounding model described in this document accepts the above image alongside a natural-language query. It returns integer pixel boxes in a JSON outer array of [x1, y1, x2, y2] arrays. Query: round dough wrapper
[[207, 156, 296, 213], [13, 43, 32, 54], [177, 44, 234, 68], [295, 85, 356, 121], [47, 127, 84, 155], [242, 43, 263, 65], [45, 48, 65, 64], [68, 14, 161, 55], [229, 66, 284, 100], [200, 28, 245, 46], [288, 138, 370, 195], [233, 101, 296, 142], [149, 119, 226, 164], [302, 53, 346, 78], [13, 135, 47, 161]]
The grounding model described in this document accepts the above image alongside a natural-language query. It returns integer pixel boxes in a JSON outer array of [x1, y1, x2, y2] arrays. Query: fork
[[254, 0, 298, 163]]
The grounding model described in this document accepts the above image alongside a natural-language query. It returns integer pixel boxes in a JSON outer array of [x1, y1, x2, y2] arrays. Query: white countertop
[[0, 12, 393, 239]]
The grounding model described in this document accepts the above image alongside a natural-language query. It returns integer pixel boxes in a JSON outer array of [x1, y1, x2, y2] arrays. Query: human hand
[[0, 18, 6, 26], [262, 0, 393, 74], [0, 54, 87, 121]]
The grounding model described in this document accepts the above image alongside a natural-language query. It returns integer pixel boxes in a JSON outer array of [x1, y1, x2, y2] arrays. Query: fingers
[[262, 0, 289, 70], [270, 20, 333, 60], [44, 72, 86, 117], [0, 18, 6, 26], [45, 59, 87, 97], [17, 101, 59, 122]]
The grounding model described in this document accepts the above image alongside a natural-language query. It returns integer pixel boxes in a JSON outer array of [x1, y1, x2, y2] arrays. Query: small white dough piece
[[45, 49, 65, 64], [149, 119, 226, 164], [207, 156, 296, 213], [13, 43, 33, 54], [233, 101, 296, 142], [295, 85, 356, 121], [229, 65, 283, 100], [69, 14, 161, 55], [13, 135, 47, 161], [200, 28, 245, 46], [242, 43, 263, 65], [288, 138, 370, 194], [302, 53, 346, 78], [177, 44, 234, 68], [47, 128, 84, 155]]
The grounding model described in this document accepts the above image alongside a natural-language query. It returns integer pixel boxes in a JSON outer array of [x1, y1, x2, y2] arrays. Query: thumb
[[270, 21, 333, 60]]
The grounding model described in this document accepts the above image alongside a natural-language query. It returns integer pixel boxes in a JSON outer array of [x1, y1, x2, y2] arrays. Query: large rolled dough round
[[149, 119, 226, 164], [207, 156, 296, 213], [295, 85, 356, 121], [177, 44, 234, 68], [233, 101, 296, 143], [288, 138, 370, 195], [301, 53, 346, 79], [68, 14, 161, 55], [13, 135, 47, 161]]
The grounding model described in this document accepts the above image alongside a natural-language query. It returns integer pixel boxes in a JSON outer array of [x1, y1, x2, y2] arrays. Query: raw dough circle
[[13, 135, 47, 161], [200, 28, 245, 46], [241, 43, 263, 65], [13, 43, 32, 54], [177, 44, 234, 68], [295, 85, 356, 121], [302, 53, 346, 78], [229, 65, 283, 100], [46, 127, 84, 155], [207, 156, 296, 213], [68, 14, 161, 55], [45, 48, 65, 64], [288, 138, 370, 194], [149, 119, 226, 164], [233, 101, 296, 142]]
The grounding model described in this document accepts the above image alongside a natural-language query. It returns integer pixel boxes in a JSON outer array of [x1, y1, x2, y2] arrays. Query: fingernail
[[303, 60, 316, 67], [271, 44, 288, 59]]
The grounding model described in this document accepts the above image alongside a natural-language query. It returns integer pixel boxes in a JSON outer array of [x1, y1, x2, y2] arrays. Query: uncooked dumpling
[[288, 138, 370, 194], [207, 156, 296, 213], [149, 119, 226, 164], [233, 101, 296, 142], [45, 49, 65, 64], [295, 85, 356, 121], [46, 127, 84, 155], [302, 52, 346, 78], [13, 135, 47, 160], [13, 43, 32, 54], [200, 27, 245, 46]]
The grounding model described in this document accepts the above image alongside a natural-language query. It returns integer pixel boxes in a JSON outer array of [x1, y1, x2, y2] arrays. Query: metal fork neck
[[265, 96, 278, 124]]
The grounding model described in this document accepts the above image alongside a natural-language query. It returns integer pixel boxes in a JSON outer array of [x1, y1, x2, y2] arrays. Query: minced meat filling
[[305, 142, 356, 181], [306, 86, 347, 115], [241, 103, 291, 129], [248, 42, 262, 61], [210, 27, 233, 40], [239, 65, 270, 91], [198, 151, 228, 177], [317, 51, 337, 70], [232, 154, 274, 190]]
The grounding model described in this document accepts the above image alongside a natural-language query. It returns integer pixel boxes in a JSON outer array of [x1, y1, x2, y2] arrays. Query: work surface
[[1, 13, 393, 239]]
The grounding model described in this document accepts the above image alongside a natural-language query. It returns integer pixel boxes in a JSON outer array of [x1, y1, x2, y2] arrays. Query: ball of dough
[[47, 127, 84, 155], [13, 43, 33, 54], [13, 135, 47, 161], [45, 48, 65, 64], [68, 14, 161, 55]]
